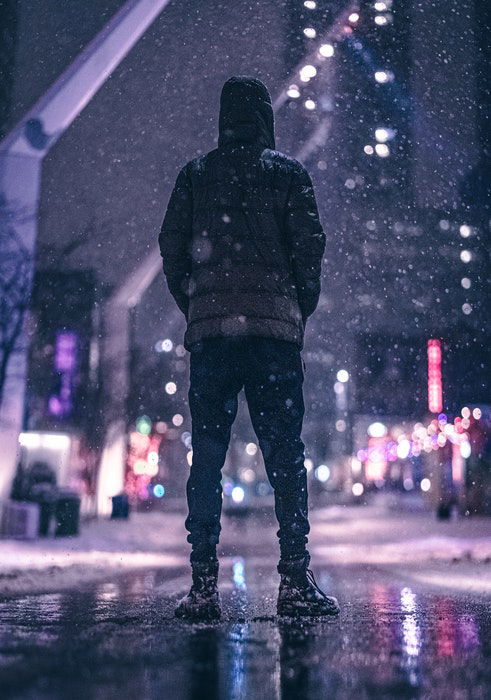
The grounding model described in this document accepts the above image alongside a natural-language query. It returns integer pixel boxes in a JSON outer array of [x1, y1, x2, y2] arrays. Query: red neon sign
[[427, 339, 443, 413]]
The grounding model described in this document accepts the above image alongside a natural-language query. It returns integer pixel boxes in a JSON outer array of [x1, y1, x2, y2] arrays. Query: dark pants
[[186, 336, 310, 564]]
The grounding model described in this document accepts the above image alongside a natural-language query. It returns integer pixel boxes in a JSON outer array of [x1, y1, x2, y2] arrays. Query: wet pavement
[[0, 559, 490, 699]]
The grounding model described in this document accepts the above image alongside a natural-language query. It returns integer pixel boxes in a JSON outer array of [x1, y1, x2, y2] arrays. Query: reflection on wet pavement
[[0, 564, 490, 699]]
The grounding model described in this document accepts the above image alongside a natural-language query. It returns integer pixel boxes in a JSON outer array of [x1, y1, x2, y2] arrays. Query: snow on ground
[[0, 505, 490, 596]]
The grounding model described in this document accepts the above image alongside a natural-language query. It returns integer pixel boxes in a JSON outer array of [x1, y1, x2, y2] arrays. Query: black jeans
[[186, 336, 310, 564]]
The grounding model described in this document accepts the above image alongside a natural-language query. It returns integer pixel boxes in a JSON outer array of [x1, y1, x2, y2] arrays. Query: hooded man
[[159, 76, 339, 620]]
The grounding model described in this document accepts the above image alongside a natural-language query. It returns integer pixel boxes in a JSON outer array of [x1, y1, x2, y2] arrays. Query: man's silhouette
[[159, 76, 339, 619]]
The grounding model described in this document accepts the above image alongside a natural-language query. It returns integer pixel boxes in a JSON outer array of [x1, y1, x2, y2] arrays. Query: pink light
[[427, 339, 443, 413]]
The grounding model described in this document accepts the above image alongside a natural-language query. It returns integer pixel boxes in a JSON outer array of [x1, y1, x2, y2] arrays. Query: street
[[1, 505, 490, 698]]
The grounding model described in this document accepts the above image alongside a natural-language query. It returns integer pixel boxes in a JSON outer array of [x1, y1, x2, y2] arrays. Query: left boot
[[175, 560, 221, 621], [277, 554, 340, 617]]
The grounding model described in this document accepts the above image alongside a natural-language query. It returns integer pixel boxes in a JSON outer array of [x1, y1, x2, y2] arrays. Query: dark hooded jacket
[[159, 76, 326, 351]]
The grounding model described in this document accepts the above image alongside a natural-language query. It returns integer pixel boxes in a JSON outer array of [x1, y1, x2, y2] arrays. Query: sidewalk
[[0, 504, 490, 596]]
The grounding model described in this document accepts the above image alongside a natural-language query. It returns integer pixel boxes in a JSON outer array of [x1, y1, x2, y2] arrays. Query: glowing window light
[[318, 43, 334, 58], [303, 27, 316, 38], [304, 98, 316, 110], [420, 478, 431, 492], [336, 369, 349, 383], [460, 250, 472, 263], [299, 64, 317, 82], [461, 277, 471, 289], [352, 482, 364, 496], [375, 143, 390, 157], [427, 339, 443, 413], [165, 381, 177, 395], [231, 486, 245, 503], [287, 84, 300, 98]]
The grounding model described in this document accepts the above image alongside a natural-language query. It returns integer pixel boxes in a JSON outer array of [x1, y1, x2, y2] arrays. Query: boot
[[175, 560, 221, 621], [277, 554, 340, 617]]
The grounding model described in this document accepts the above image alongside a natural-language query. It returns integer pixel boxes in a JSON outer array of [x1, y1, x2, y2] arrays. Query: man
[[159, 76, 339, 620]]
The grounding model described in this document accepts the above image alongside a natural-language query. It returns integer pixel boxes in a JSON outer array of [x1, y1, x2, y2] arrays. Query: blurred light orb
[[303, 27, 316, 38], [287, 84, 300, 98], [460, 442, 471, 459], [304, 458, 313, 472], [461, 406, 471, 418], [375, 143, 390, 157], [299, 64, 317, 81], [403, 478, 414, 491], [162, 339, 173, 352], [333, 381, 344, 394], [375, 14, 388, 25], [460, 250, 472, 263], [315, 464, 330, 482], [352, 482, 364, 497], [459, 224, 472, 237], [245, 442, 258, 456], [136, 415, 151, 435], [153, 484, 165, 498], [336, 419, 346, 432], [241, 468, 255, 483], [420, 478, 431, 492], [231, 486, 245, 504], [472, 407, 482, 420], [175, 344, 186, 357], [396, 439, 411, 459], [375, 127, 392, 142], [351, 457, 362, 474], [155, 421, 167, 434], [337, 369, 349, 383], [374, 1, 388, 10], [304, 0, 316, 8], [364, 145, 374, 154], [348, 12, 359, 22], [304, 98, 316, 110], [461, 277, 471, 289], [165, 381, 177, 395], [318, 43, 334, 58], [462, 303, 472, 315], [172, 413, 183, 426], [186, 450, 193, 466], [374, 70, 390, 83], [368, 421, 387, 437], [148, 451, 159, 466]]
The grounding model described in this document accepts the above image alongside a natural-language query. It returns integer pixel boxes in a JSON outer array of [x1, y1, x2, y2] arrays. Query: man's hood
[[218, 76, 276, 150]]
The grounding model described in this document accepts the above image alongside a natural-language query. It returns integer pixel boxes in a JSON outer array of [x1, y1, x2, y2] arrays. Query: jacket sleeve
[[158, 165, 193, 318], [284, 164, 326, 322]]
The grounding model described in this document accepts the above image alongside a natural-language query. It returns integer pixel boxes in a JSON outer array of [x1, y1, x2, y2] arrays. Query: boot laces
[[306, 569, 329, 599]]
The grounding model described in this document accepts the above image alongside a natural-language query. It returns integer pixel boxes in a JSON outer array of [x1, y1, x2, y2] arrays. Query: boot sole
[[277, 602, 340, 618], [175, 604, 221, 621]]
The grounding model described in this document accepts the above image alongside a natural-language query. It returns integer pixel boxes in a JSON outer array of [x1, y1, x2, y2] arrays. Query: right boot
[[277, 554, 340, 618], [175, 560, 221, 621]]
